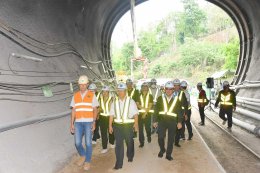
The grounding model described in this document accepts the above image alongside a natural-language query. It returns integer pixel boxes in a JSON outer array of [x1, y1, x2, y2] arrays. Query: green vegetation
[[111, 0, 239, 84]]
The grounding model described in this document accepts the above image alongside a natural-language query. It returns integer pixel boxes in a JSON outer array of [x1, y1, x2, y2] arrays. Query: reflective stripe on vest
[[114, 97, 134, 123], [139, 94, 153, 113], [74, 91, 94, 119], [198, 99, 207, 103], [178, 91, 183, 101], [220, 93, 233, 106], [96, 92, 101, 100], [128, 88, 136, 98], [100, 95, 112, 116], [159, 94, 178, 117], [153, 88, 159, 102], [188, 105, 192, 110]]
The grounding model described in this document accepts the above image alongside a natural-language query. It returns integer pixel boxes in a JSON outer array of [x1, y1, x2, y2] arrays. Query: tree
[[223, 38, 239, 70]]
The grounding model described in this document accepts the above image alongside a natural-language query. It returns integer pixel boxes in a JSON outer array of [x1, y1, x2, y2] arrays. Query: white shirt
[[110, 96, 139, 119], [70, 90, 99, 122]]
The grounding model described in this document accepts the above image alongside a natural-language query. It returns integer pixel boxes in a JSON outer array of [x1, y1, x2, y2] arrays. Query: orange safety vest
[[74, 91, 94, 120]]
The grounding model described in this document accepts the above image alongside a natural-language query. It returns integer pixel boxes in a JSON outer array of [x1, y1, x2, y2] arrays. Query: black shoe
[[166, 155, 173, 161], [128, 158, 133, 162], [113, 166, 122, 170], [175, 143, 181, 147], [198, 122, 205, 126], [158, 150, 166, 158], [188, 133, 193, 140], [139, 143, 144, 148], [148, 137, 151, 143]]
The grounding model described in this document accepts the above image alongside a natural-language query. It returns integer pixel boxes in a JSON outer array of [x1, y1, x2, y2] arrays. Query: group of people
[[69, 75, 236, 171]]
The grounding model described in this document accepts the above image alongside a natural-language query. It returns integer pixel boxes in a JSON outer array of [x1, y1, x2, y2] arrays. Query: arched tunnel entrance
[[0, 0, 259, 172]]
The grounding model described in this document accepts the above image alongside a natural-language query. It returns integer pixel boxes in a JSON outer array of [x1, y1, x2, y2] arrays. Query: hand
[[233, 106, 236, 111], [134, 123, 138, 132], [177, 122, 182, 130], [70, 125, 75, 134], [153, 122, 158, 128], [184, 114, 188, 121], [91, 122, 96, 132], [109, 126, 113, 134]]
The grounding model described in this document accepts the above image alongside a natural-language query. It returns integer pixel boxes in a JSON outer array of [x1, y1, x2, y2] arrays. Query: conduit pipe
[[232, 117, 260, 137], [0, 110, 70, 133], [231, 83, 260, 89], [237, 96, 260, 103], [236, 102, 260, 113], [235, 107, 260, 121]]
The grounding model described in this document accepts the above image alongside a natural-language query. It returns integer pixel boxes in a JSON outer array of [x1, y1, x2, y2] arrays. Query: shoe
[[227, 127, 232, 132], [148, 137, 151, 143], [83, 162, 90, 171], [180, 137, 186, 141], [101, 149, 108, 154], [139, 143, 144, 148], [166, 155, 173, 161], [175, 143, 181, 147], [188, 133, 193, 140], [158, 150, 165, 158], [113, 166, 122, 170], [110, 144, 115, 149], [222, 120, 227, 125], [198, 122, 205, 126], [92, 140, 97, 144], [128, 158, 133, 162], [77, 156, 85, 166]]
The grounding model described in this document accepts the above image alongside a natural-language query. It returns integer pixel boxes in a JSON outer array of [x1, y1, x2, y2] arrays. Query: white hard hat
[[165, 81, 174, 89], [223, 81, 230, 86], [78, 75, 89, 84], [173, 79, 181, 85], [88, 83, 97, 90], [150, 78, 157, 83], [126, 79, 133, 84], [117, 83, 127, 90], [102, 85, 110, 91], [180, 81, 188, 87], [197, 82, 202, 86]]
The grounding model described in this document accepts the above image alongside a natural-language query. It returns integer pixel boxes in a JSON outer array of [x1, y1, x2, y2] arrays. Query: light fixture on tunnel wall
[[80, 65, 92, 69], [11, 53, 43, 62]]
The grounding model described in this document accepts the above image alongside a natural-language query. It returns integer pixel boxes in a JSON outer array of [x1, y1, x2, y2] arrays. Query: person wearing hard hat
[[172, 79, 188, 147], [98, 85, 115, 154], [214, 81, 236, 131], [88, 83, 101, 144], [70, 75, 99, 171], [153, 81, 183, 161], [180, 81, 193, 140], [137, 82, 154, 148], [109, 83, 139, 170], [197, 82, 208, 126], [149, 78, 162, 134], [126, 79, 140, 138]]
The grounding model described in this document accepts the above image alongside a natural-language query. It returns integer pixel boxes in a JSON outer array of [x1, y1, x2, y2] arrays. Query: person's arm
[[109, 101, 115, 134], [233, 91, 236, 111], [70, 108, 76, 134], [92, 107, 97, 132], [134, 114, 138, 132], [215, 91, 221, 108], [177, 101, 183, 129]]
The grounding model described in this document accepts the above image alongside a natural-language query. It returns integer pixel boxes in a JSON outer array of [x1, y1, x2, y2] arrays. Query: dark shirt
[[127, 88, 140, 103]]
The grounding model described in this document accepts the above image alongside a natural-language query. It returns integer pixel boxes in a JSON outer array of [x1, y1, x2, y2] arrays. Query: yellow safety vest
[[96, 92, 101, 100], [198, 99, 207, 103], [220, 93, 233, 106], [100, 95, 112, 116], [128, 88, 136, 98], [159, 94, 178, 117], [114, 97, 134, 124], [139, 94, 154, 113], [149, 88, 160, 102]]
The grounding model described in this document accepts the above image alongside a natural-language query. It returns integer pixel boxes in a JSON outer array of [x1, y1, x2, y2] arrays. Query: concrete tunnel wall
[[0, 0, 259, 172]]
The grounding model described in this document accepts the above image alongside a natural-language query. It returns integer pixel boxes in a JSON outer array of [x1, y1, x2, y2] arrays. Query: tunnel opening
[[110, 0, 240, 88]]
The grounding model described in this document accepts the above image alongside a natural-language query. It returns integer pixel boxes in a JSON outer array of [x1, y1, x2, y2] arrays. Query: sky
[[111, 0, 209, 48]]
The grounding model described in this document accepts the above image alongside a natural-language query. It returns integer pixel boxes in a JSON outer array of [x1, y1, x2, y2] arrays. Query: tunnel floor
[[58, 113, 224, 173]]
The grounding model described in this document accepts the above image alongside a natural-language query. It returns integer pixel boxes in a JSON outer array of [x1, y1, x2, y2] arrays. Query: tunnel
[[0, 0, 259, 172]]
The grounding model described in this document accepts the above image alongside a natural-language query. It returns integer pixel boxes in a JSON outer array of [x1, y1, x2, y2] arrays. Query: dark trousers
[[113, 123, 134, 168], [99, 116, 115, 149], [175, 121, 185, 144], [199, 106, 205, 123], [138, 113, 151, 144], [158, 119, 177, 157], [92, 119, 100, 141], [219, 107, 233, 127], [185, 110, 193, 137]]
